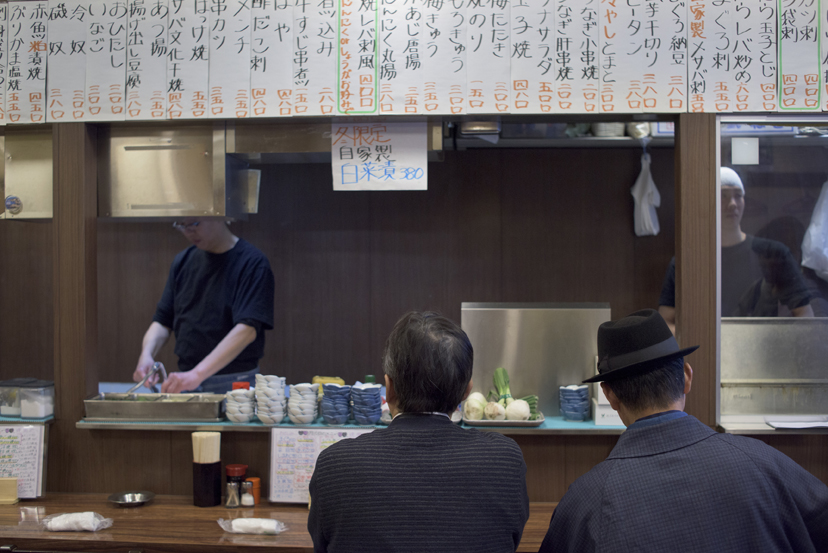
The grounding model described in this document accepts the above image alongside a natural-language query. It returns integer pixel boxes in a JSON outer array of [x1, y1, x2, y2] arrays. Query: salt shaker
[[225, 482, 240, 508], [241, 481, 255, 506]]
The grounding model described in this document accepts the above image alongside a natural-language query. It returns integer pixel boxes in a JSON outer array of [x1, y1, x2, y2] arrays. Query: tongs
[[127, 362, 168, 394]]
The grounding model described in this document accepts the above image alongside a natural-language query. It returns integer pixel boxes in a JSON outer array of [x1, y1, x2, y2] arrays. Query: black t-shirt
[[658, 236, 811, 316], [153, 239, 275, 375]]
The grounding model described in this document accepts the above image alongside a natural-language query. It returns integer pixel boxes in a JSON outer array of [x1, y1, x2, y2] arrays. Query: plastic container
[[245, 477, 261, 505], [18, 380, 54, 419], [0, 378, 38, 417]]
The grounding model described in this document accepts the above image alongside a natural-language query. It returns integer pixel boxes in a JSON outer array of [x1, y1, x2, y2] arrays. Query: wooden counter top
[[0, 494, 555, 553]]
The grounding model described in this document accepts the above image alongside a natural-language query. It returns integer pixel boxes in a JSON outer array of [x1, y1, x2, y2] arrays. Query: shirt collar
[[627, 409, 687, 431]]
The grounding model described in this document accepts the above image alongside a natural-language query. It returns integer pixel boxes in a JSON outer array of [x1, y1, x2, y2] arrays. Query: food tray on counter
[[462, 413, 545, 427], [83, 393, 225, 422]]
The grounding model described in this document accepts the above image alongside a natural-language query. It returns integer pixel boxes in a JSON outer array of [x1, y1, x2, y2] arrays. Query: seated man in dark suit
[[540, 309, 828, 553], [308, 311, 529, 553]]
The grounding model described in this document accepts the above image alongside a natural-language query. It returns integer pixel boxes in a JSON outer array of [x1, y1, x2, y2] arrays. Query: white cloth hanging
[[802, 180, 828, 282], [630, 153, 661, 237]]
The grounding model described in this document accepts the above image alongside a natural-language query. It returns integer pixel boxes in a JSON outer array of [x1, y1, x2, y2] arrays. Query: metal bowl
[[108, 491, 156, 507]]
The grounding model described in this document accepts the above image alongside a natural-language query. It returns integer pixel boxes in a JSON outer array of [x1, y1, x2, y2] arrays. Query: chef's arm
[[161, 323, 257, 393], [658, 306, 676, 335], [792, 304, 814, 317], [133, 322, 172, 384]]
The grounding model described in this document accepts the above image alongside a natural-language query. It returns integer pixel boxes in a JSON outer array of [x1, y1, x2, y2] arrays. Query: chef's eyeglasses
[[172, 221, 200, 231]]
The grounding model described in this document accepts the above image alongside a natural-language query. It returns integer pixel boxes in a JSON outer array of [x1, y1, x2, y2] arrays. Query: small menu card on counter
[[269, 427, 374, 503], [0, 425, 45, 498]]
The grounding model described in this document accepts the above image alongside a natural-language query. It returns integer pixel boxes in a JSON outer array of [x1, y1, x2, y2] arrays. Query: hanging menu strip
[[47, 0, 87, 122], [1, 0, 828, 121], [778, 0, 821, 111], [0, 425, 45, 499], [8, 1, 49, 124], [0, 4, 6, 125], [337, 0, 377, 114], [466, 0, 510, 114], [126, 0, 169, 120], [731, 0, 776, 113], [250, 0, 294, 117], [167, 0, 210, 119], [85, 0, 126, 121]]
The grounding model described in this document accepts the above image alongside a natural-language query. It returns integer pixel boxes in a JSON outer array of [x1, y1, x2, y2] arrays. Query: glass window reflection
[[720, 124, 828, 318]]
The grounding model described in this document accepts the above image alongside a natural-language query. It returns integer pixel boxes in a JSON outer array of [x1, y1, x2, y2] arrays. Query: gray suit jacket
[[308, 413, 529, 553], [540, 414, 828, 552]]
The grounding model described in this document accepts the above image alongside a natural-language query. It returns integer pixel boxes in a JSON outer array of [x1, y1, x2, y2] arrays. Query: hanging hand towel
[[630, 153, 661, 236]]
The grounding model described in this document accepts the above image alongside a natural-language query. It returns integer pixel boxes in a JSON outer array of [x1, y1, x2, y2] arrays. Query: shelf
[[455, 136, 673, 150], [76, 416, 625, 434], [718, 415, 828, 435], [0, 415, 54, 424]]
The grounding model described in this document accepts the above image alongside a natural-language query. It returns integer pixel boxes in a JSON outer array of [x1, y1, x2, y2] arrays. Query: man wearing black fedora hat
[[539, 309, 828, 553]]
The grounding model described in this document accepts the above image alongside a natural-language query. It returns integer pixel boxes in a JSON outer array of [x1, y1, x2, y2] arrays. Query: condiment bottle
[[245, 477, 261, 505], [225, 482, 240, 508], [226, 464, 248, 488], [241, 481, 254, 506]]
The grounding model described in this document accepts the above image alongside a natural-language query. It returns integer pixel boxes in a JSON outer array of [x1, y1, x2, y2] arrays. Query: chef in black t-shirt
[[133, 219, 275, 394], [658, 167, 813, 332]]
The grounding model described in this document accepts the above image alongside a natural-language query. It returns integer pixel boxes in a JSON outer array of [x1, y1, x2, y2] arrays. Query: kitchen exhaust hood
[[98, 122, 260, 219]]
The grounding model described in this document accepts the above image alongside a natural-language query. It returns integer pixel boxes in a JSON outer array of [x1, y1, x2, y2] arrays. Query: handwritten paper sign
[[0, 4, 7, 125], [209, 0, 251, 118], [167, 0, 209, 119], [466, 0, 510, 114], [86, 0, 126, 121], [250, 0, 294, 117], [7, 1, 49, 124], [778, 0, 821, 111], [125, 0, 169, 120], [554, 0, 599, 113], [269, 427, 373, 503], [730, 0, 776, 113], [47, 0, 88, 122], [332, 121, 427, 191], [423, 0, 466, 114], [0, 425, 45, 498], [337, 0, 377, 115]]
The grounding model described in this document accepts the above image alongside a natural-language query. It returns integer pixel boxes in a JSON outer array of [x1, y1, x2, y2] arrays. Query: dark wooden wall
[[0, 220, 53, 382], [96, 146, 677, 387]]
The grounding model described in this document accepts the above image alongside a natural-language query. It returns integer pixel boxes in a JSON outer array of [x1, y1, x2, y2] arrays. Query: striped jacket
[[308, 413, 529, 553]]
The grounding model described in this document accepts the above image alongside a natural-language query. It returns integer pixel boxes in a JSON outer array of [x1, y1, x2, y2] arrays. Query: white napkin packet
[[218, 517, 287, 535], [42, 512, 113, 532]]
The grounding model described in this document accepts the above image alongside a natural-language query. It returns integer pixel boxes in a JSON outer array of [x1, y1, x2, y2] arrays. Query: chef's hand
[[161, 371, 204, 394], [133, 354, 160, 387]]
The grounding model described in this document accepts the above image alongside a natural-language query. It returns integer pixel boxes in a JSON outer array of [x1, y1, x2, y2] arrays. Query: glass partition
[[718, 116, 828, 431]]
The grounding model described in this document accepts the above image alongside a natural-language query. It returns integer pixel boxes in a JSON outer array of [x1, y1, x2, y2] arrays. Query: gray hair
[[382, 311, 473, 414]]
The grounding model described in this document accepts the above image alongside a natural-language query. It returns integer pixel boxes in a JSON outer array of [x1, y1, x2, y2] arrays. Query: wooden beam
[[675, 113, 718, 426], [51, 123, 99, 490]]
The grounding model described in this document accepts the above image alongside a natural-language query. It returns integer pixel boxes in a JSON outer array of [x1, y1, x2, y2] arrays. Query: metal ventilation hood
[[98, 122, 260, 219]]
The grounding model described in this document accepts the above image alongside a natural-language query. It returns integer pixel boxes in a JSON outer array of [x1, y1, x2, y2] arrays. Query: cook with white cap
[[658, 167, 813, 331]]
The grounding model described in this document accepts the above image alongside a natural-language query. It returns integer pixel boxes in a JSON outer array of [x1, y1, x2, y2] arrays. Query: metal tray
[[462, 413, 545, 427], [84, 393, 225, 421]]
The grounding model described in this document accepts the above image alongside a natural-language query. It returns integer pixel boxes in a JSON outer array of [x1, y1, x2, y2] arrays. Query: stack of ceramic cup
[[350, 384, 382, 425], [559, 385, 590, 422], [287, 383, 318, 425], [320, 384, 351, 425], [255, 375, 286, 425], [225, 389, 255, 423]]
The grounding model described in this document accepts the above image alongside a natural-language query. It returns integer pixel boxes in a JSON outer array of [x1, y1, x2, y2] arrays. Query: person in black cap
[[539, 309, 828, 553]]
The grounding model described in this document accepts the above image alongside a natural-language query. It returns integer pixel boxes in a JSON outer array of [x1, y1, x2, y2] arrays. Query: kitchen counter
[[0, 493, 556, 552], [76, 417, 625, 434]]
